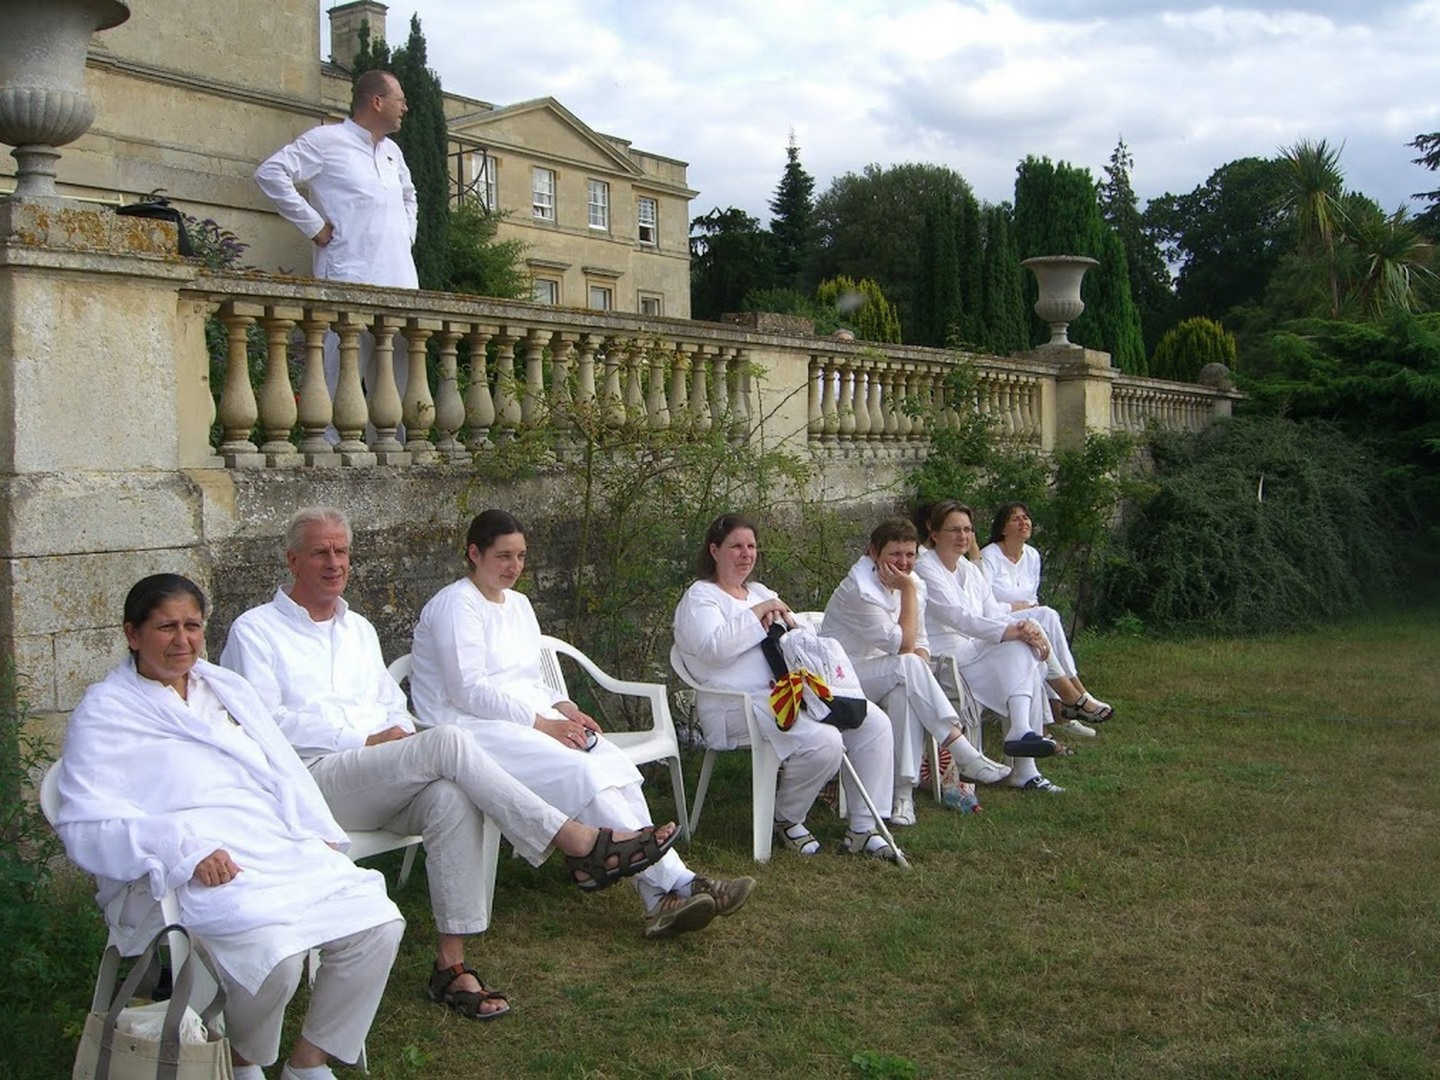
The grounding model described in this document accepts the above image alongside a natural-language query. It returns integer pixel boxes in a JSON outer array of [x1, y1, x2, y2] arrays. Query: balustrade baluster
[[690, 345, 712, 434], [807, 356, 822, 442], [624, 341, 646, 426], [669, 345, 692, 433], [711, 348, 730, 431], [574, 333, 598, 423], [464, 324, 496, 450], [402, 318, 439, 462], [434, 321, 466, 460], [896, 365, 915, 441], [647, 342, 670, 430], [819, 356, 839, 445], [297, 309, 337, 463], [883, 365, 902, 442], [258, 305, 301, 465], [909, 366, 928, 442], [601, 337, 626, 428], [217, 301, 262, 465], [520, 328, 547, 431], [851, 362, 871, 443], [331, 311, 372, 462], [731, 349, 751, 443], [837, 360, 857, 444], [1007, 375, 1024, 437], [367, 315, 407, 460], [867, 361, 885, 440], [549, 332, 576, 430], [490, 330, 521, 442]]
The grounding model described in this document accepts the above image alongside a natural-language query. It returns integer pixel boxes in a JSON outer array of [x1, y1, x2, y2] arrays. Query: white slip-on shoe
[[888, 791, 917, 826], [947, 738, 1012, 784], [1052, 717, 1097, 738]]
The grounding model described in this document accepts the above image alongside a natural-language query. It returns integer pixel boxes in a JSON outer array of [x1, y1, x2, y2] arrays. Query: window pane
[[588, 285, 611, 310], [637, 197, 657, 244], [640, 294, 662, 316], [587, 180, 609, 229], [533, 279, 557, 305], [532, 167, 555, 221]]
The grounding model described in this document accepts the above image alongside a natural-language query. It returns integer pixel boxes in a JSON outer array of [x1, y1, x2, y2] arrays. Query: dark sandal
[[426, 964, 511, 1020], [565, 824, 678, 891], [1062, 693, 1113, 723]]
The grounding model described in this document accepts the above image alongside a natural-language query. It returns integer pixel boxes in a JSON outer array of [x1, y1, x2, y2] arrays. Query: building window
[[639, 293, 663, 316], [467, 152, 497, 211], [533, 278, 559, 305], [588, 285, 612, 311], [532, 167, 555, 221], [637, 197, 657, 245], [587, 180, 609, 230]]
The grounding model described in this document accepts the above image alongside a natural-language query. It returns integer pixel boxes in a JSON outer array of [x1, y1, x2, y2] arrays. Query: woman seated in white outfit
[[54, 574, 405, 1080], [979, 501, 1113, 729], [410, 509, 755, 939], [673, 513, 899, 860], [821, 517, 1013, 827], [914, 502, 1074, 792]]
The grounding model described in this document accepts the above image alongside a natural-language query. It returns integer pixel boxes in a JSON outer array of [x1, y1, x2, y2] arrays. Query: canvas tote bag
[[73, 923, 234, 1080]]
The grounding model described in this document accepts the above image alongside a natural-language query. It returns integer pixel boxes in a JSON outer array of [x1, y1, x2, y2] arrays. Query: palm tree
[[1342, 199, 1436, 316], [1278, 138, 1347, 316]]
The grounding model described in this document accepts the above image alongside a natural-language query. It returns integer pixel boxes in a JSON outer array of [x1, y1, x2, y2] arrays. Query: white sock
[[1006, 695, 1032, 741], [1007, 758, 1040, 786]]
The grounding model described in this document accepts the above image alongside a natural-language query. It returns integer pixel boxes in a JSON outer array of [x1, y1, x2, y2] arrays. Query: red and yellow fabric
[[768, 669, 833, 730]]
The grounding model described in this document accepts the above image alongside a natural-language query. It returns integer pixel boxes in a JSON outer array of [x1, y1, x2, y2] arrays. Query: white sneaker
[[946, 738, 1012, 784], [1052, 717, 1097, 738], [888, 791, 916, 826]]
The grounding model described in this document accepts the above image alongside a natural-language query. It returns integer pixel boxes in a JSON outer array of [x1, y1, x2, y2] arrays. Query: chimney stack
[[328, 1, 389, 70]]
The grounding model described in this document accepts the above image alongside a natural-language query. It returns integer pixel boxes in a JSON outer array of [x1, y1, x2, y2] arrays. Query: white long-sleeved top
[[821, 555, 929, 661], [672, 579, 778, 750], [55, 659, 399, 993], [410, 579, 569, 729], [254, 118, 418, 288], [980, 542, 1041, 607], [914, 547, 1011, 666], [219, 587, 414, 762]]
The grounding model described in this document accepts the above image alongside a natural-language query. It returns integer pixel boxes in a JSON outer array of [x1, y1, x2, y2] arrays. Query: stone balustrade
[[186, 271, 1236, 471], [1110, 376, 1223, 434]]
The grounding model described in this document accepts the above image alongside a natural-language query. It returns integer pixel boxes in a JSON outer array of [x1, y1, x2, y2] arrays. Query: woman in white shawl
[[673, 513, 899, 860], [913, 502, 1074, 792], [979, 501, 1113, 729], [410, 509, 755, 939], [54, 574, 404, 1080], [820, 517, 1013, 826]]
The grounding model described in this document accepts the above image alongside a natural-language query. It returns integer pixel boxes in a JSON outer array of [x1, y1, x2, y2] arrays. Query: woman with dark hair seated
[[913, 502, 1070, 793], [673, 512, 899, 860], [410, 509, 755, 939], [54, 574, 404, 1080], [821, 517, 1013, 826], [979, 501, 1113, 730]]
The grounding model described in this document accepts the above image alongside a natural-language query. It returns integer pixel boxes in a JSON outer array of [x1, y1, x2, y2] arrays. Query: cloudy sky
[[328, 0, 1439, 223]]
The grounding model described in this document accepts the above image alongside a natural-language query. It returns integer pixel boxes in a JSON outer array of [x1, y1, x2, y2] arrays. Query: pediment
[[449, 97, 642, 177]]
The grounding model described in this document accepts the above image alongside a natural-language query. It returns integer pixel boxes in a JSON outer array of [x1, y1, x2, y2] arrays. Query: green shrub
[[1150, 316, 1237, 382]]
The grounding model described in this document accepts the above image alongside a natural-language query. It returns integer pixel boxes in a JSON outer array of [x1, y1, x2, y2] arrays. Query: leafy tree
[[1150, 317, 1236, 382], [351, 16, 451, 290], [814, 163, 976, 337], [1012, 156, 1146, 372], [1409, 132, 1440, 238], [446, 201, 528, 299], [1278, 138, 1346, 317], [815, 276, 902, 343], [1099, 137, 1175, 358], [690, 207, 774, 320], [768, 135, 817, 292], [1142, 156, 1290, 323], [978, 204, 1028, 354]]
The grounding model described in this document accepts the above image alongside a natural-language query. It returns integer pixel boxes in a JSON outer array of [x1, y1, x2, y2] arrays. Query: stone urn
[[1022, 255, 1099, 347], [0, 0, 131, 198]]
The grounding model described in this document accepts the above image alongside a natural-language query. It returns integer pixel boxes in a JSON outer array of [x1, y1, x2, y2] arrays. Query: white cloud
[[346, 0, 1440, 220]]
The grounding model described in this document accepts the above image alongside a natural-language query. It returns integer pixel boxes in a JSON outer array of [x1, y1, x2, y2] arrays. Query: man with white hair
[[220, 507, 681, 1020]]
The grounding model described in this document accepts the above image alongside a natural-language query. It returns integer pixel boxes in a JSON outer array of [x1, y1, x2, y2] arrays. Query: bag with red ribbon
[[759, 623, 867, 731]]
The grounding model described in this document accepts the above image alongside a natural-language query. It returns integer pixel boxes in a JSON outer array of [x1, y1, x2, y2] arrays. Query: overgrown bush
[[1150, 316, 1237, 382], [1096, 416, 1403, 631]]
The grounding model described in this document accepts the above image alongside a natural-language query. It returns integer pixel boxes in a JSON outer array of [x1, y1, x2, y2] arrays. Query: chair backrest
[[537, 642, 569, 699], [668, 644, 704, 691], [387, 653, 412, 686], [39, 759, 62, 827]]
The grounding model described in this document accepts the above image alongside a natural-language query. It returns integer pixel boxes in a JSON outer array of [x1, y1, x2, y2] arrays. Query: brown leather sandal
[[426, 964, 511, 1021], [564, 824, 678, 891]]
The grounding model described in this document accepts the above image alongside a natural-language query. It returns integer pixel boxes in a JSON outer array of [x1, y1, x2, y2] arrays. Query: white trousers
[[308, 726, 570, 935], [853, 653, 959, 787], [1005, 605, 1076, 688], [761, 704, 894, 834], [224, 918, 404, 1067]]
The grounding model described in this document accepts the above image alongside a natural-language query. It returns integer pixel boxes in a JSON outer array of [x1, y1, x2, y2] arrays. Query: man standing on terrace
[[254, 69, 417, 289]]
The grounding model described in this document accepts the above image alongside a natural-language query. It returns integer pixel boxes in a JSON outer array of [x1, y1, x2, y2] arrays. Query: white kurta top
[[55, 659, 399, 993], [980, 542, 1041, 607], [672, 579, 778, 751], [821, 555, 930, 662], [914, 547, 1047, 712], [409, 579, 640, 808], [219, 587, 414, 762], [254, 118, 419, 288]]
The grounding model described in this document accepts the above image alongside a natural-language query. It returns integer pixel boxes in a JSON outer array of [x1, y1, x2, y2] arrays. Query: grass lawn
[[20, 610, 1440, 1078]]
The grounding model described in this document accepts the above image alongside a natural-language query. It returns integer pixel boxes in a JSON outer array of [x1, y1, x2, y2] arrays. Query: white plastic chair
[[536, 635, 690, 842], [669, 644, 908, 868]]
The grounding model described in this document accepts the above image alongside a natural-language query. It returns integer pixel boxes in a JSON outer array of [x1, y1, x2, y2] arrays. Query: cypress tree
[[768, 136, 817, 292], [916, 191, 961, 346], [352, 17, 450, 290], [955, 194, 984, 346], [980, 204, 1027, 354]]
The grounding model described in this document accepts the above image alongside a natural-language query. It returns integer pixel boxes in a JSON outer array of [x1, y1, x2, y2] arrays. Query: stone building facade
[[0, 0, 696, 315]]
